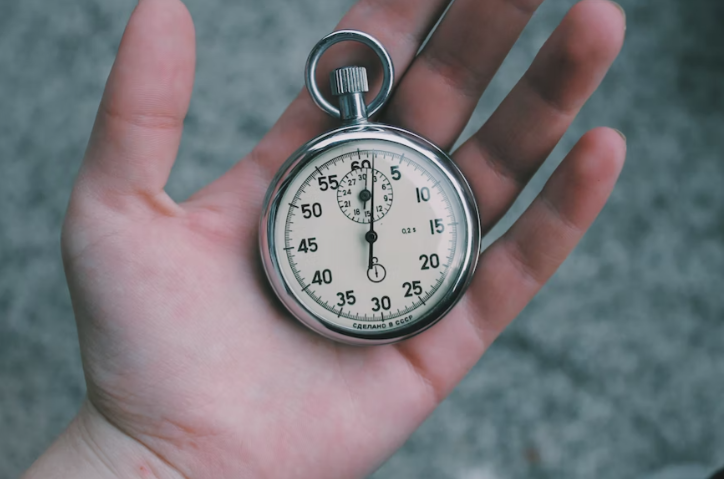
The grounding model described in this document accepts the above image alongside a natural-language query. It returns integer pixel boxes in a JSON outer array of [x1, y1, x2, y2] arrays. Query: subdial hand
[[360, 166, 371, 211], [359, 188, 371, 210]]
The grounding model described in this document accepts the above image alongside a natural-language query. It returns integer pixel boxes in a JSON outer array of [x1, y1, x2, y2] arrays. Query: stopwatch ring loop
[[305, 30, 394, 120]]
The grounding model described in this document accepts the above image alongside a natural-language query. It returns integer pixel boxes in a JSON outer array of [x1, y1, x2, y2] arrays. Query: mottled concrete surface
[[1, 1, 723, 478]]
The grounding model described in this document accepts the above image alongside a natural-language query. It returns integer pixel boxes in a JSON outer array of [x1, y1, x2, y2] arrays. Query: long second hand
[[368, 155, 375, 271]]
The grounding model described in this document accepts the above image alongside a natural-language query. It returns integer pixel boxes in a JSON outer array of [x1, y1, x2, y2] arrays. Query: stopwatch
[[260, 30, 481, 345]]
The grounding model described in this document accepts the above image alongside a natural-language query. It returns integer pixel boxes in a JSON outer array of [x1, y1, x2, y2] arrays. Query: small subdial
[[337, 167, 393, 223]]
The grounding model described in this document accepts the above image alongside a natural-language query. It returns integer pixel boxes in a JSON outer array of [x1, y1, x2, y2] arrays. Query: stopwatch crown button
[[330, 66, 369, 96]]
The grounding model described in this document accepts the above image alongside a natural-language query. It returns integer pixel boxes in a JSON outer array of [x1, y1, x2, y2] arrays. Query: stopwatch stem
[[338, 92, 368, 124], [331, 66, 369, 124]]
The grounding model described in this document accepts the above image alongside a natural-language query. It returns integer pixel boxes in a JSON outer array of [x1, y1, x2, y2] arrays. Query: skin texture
[[23, 0, 626, 478]]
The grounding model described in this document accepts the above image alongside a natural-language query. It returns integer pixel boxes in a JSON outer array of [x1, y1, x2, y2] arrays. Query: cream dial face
[[272, 139, 469, 336]]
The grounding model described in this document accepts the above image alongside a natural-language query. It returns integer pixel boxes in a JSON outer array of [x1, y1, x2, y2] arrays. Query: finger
[[384, 0, 545, 150], [454, 0, 626, 232], [395, 128, 627, 402], [197, 0, 451, 207], [77, 0, 195, 202]]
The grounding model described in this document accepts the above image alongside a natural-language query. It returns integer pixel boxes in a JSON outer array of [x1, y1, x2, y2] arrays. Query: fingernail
[[610, 1, 626, 29], [614, 129, 627, 142]]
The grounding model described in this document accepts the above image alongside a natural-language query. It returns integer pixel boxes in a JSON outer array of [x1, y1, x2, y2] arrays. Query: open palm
[[57, 0, 626, 477]]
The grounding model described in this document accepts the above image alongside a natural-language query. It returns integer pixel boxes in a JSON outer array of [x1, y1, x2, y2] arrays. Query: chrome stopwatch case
[[260, 31, 481, 345]]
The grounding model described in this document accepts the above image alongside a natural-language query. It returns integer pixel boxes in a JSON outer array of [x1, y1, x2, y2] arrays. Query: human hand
[[24, 0, 626, 478]]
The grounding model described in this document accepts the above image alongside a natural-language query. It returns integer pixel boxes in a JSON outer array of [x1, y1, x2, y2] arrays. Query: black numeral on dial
[[372, 296, 391, 312], [429, 218, 444, 234], [311, 269, 333, 285], [416, 187, 431, 203], [420, 254, 440, 270], [318, 175, 339, 191], [390, 166, 401, 180], [403, 281, 423, 297], [336, 290, 356, 306], [297, 238, 318, 253], [302, 203, 323, 218], [351, 160, 371, 170]]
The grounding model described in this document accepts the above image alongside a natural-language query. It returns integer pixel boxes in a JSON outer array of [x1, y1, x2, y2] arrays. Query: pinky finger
[[467, 127, 627, 340]]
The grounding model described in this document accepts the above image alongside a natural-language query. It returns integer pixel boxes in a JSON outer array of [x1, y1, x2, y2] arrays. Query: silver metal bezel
[[259, 124, 481, 346]]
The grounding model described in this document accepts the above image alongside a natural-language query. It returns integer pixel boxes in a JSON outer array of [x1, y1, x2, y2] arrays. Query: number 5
[[390, 166, 401, 181]]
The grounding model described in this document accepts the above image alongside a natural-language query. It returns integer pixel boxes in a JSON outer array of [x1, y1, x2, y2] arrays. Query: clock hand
[[362, 162, 369, 211], [366, 155, 376, 271]]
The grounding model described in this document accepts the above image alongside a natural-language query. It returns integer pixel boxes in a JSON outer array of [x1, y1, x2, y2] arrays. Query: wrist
[[23, 399, 183, 479]]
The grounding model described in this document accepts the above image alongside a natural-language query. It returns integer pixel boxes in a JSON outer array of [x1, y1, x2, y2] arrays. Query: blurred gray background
[[1, 0, 723, 478]]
